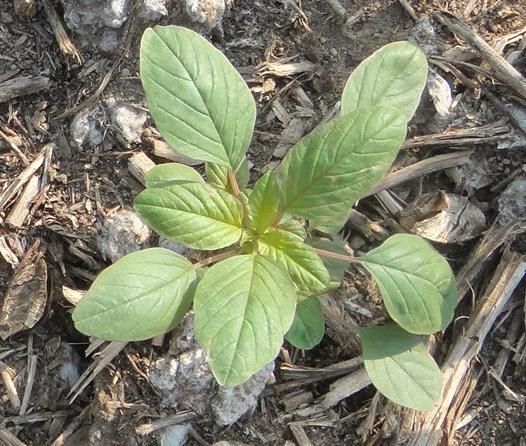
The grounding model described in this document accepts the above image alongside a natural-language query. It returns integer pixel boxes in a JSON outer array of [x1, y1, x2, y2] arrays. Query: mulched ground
[[0, 0, 525, 445]]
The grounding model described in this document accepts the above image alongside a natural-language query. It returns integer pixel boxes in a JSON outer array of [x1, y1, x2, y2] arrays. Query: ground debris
[[0, 240, 47, 340], [400, 191, 487, 244]]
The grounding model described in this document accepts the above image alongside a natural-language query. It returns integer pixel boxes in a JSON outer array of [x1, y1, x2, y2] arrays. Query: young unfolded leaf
[[134, 182, 243, 250], [249, 171, 281, 234], [285, 296, 325, 349], [145, 163, 204, 188], [360, 324, 442, 411], [194, 255, 296, 386], [206, 157, 250, 193], [360, 234, 457, 334], [258, 229, 330, 294], [342, 41, 428, 122], [307, 237, 351, 289], [73, 249, 196, 341], [141, 26, 256, 168], [277, 107, 406, 233]]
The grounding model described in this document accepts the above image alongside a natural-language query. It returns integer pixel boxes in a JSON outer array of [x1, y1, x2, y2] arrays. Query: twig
[[0, 129, 28, 165], [365, 151, 473, 197], [195, 250, 237, 268], [128, 152, 155, 185], [398, 0, 418, 21], [40, 0, 82, 64], [19, 354, 37, 416], [435, 12, 526, 99], [49, 407, 90, 446], [135, 411, 199, 435]]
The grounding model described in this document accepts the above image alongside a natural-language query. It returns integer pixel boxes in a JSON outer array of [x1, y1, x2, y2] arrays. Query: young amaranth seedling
[[72, 26, 457, 411]]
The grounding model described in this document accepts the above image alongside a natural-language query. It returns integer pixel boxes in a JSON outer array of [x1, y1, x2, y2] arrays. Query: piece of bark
[[6, 175, 40, 227], [0, 145, 50, 211], [0, 240, 47, 340], [365, 150, 473, 197], [0, 429, 27, 446], [435, 12, 526, 99], [0, 77, 51, 104], [41, 0, 82, 64], [399, 249, 526, 446], [347, 209, 390, 241], [128, 152, 155, 185], [0, 361, 21, 410], [401, 120, 510, 150], [263, 61, 317, 77]]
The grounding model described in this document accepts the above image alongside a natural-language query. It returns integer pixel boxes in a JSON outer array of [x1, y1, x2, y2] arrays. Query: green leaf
[[194, 255, 296, 386], [276, 217, 306, 240], [285, 296, 325, 349], [249, 171, 280, 234], [342, 42, 428, 123], [277, 107, 406, 233], [258, 229, 330, 294], [360, 325, 442, 411], [360, 234, 457, 334], [140, 26, 256, 168], [306, 237, 350, 288], [73, 248, 196, 341], [134, 182, 243, 250], [206, 157, 250, 193], [145, 163, 204, 188]]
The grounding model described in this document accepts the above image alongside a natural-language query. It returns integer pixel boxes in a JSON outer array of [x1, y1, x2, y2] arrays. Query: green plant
[[72, 26, 457, 411]]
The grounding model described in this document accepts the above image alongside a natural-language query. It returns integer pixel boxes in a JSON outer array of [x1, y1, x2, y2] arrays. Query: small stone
[[159, 237, 187, 256], [102, 0, 130, 28], [70, 107, 104, 148], [139, 0, 168, 22], [329, 48, 338, 57], [212, 362, 275, 426], [349, 235, 365, 251], [498, 178, 526, 225], [14, 0, 36, 17], [427, 70, 452, 117], [109, 102, 148, 143], [160, 424, 192, 446], [184, 0, 229, 30], [97, 210, 152, 262], [1, 12, 14, 23], [410, 16, 444, 56], [99, 29, 119, 53]]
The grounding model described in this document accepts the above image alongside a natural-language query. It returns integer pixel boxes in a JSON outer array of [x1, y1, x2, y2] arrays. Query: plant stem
[[196, 250, 237, 268], [314, 247, 361, 264], [228, 169, 241, 198], [270, 213, 284, 227]]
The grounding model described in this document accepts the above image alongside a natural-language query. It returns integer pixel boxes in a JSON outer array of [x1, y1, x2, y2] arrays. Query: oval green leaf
[[360, 324, 442, 411], [73, 248, 196, 341], [285, 296, 325, 350], [134, 182, 243, 250], [145, 163, 204, 188], [194, 255, 296, 386], [277, 107, 406, 234], [249, 171, 281, 234], [258, 229, 330, 294], [342, 41, 428, 123], [360, 234, 457, 334], [140, 26, 256, 168]]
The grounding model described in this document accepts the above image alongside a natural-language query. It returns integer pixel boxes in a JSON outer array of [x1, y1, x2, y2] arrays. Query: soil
[[1, 0, 526, 445]]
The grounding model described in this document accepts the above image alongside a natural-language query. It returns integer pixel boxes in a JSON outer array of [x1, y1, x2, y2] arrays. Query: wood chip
[[0, 361, 21, 410], [128, 152, 155, 185], [0, 429, 27, 446], [0, 76, 51, 104], [6, 175, 40, 227], [263, 61, 317, 77], [0, 240, 47, 340]]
